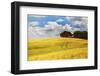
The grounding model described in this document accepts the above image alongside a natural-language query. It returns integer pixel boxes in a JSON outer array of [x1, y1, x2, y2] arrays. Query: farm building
[[60, 31, 72, 37]]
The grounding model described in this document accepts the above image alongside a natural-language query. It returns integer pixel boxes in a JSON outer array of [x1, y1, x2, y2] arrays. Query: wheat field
[[28, 38, 88, 61]]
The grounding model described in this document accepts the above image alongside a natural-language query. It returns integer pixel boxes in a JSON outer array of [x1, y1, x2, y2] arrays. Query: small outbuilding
[[60, 31, 72, 37]]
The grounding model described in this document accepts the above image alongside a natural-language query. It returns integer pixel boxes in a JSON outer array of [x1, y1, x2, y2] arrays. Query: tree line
[[60, 31, 88, 39]]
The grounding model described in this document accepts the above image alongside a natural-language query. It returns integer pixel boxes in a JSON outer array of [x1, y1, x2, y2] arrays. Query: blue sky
[[27, 15, 88, 39], [28, 15, 71, 27]]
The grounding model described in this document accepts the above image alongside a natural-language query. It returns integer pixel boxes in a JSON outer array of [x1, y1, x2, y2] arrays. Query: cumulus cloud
[[72, 28, 81, 32], [56, 18, 64, 22], [28, 26, 48, 39], [28, 21, 64, 39], [45, 21, 62, 30], [28, 21, 47, 39], [28, 26, 39, 38], [66, 16, 88, 32], [63, 24, 72, 31], [72, 17, 88, 31], [29, 21, 39, 27], [65, 16, 73, 21], [44, 21, 63, 37]]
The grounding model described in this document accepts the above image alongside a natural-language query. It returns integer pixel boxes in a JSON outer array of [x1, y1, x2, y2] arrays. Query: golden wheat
[[28, 38, 88, 61]]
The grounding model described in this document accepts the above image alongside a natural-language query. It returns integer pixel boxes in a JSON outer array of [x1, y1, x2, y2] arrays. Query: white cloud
[[28, 26, 39, 39], [65, 16, 88, 32], [63, 24, 72, 31], [73, 28, 81, 32], [45, 21, 62, 29], [74, 21, 82, 25], [29, 21, 39, 27], [28, 26, 48, 39], [44, 21, 63, 37], [28, 21, 64, 39], [56, 18, 64, 22], [65, 16, 72, 21], [70, 17, 88, 31]]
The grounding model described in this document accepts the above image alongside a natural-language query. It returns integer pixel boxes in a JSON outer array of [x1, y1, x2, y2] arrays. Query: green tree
[[73, 31, 88, 39]]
